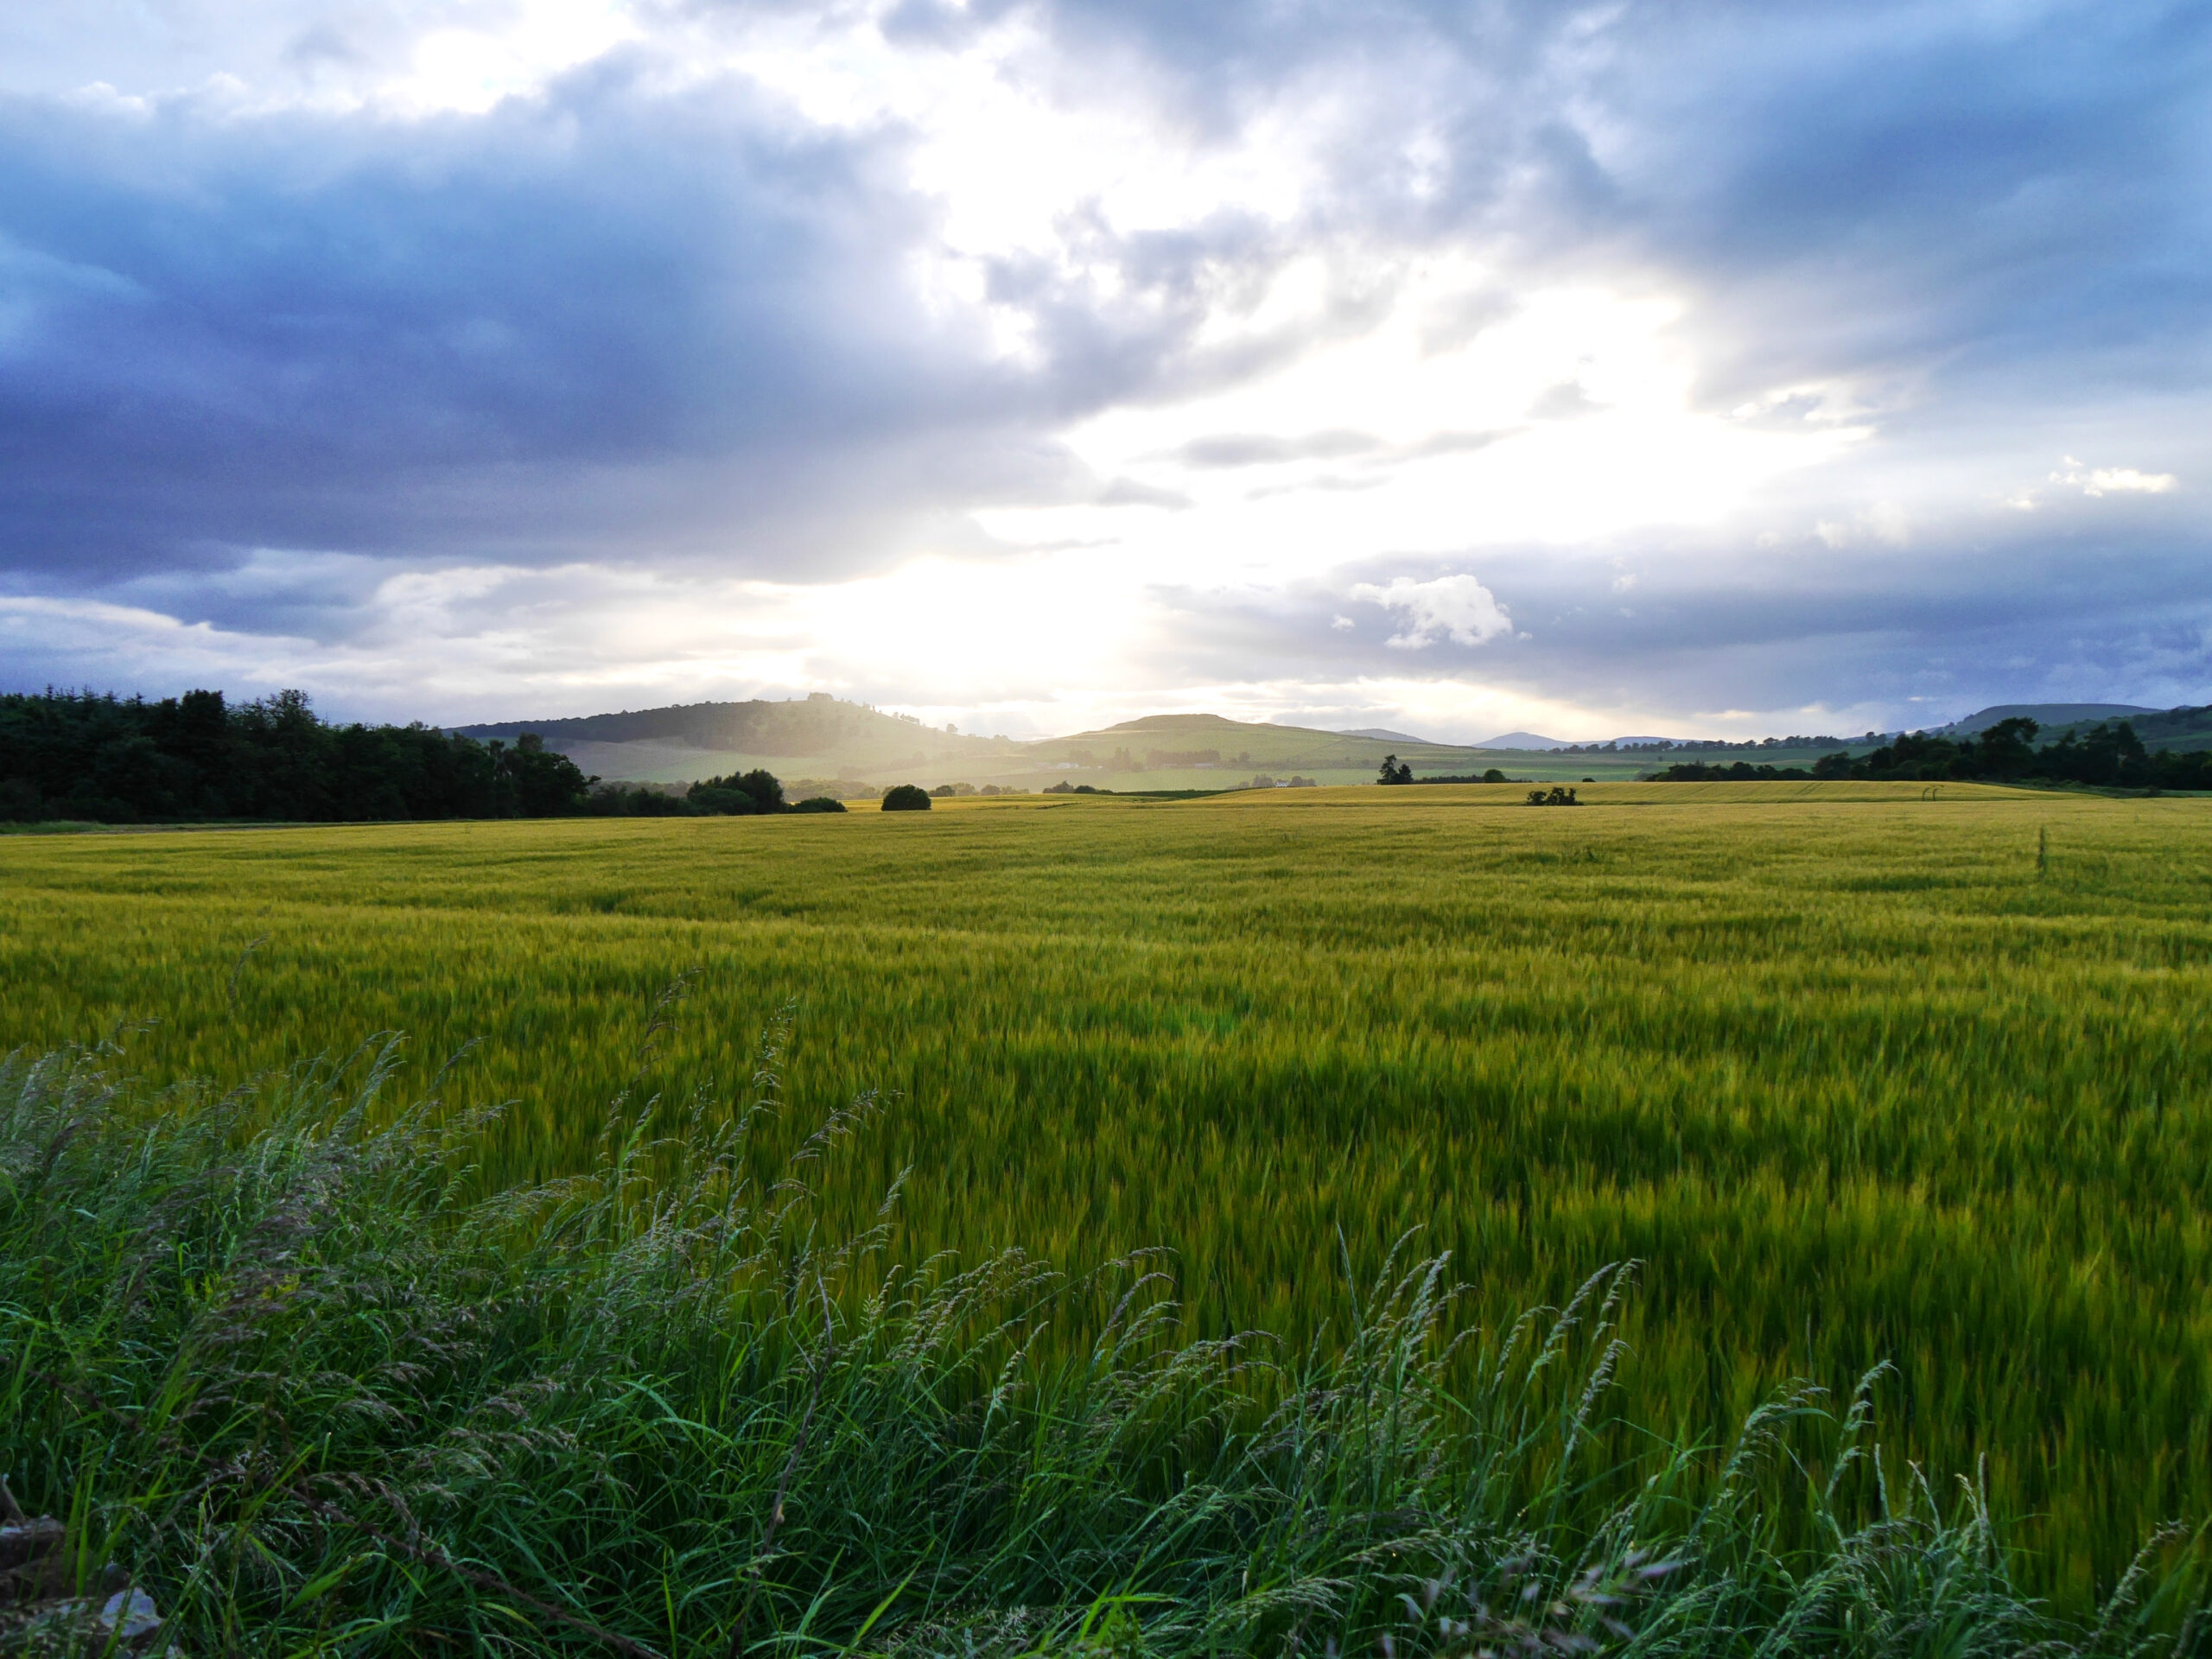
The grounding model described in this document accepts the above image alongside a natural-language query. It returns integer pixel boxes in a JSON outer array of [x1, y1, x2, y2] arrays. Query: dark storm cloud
[[1580, 0, 2212, 408], [0, 55, 1061, 586], [0, 23, 1359, 599]]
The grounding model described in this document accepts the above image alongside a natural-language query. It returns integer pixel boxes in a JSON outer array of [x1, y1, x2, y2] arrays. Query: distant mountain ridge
[[460, 702, 1529, 788], [1476, 731, 1570, 750], [451, 694, 2212, 789], [1081, 713, 1262, 735]]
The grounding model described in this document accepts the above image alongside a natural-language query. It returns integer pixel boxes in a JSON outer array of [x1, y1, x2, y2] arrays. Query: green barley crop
[[3, 1019, 2205, 1656], [3, 781, 2210, 1617]]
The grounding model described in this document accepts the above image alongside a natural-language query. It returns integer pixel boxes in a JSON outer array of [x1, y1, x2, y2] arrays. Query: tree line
[[588, 772, 845, 817], [0, 689, 834, 824], [1656, 718, 2212, 790]]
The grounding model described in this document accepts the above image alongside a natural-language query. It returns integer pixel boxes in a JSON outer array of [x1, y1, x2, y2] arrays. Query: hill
[[1475, 730, 1571, 749], [1916, 702, 2212, 756], [1932, 702, 2160, 735], [2109, 703, 2212, 747], [454, 695, 1022, 788], [450, 694, 2212, 793], [2024, 702, 2212, 751], [1033, 712, 1507, 779], [470, 701, 1582, 791], [454, 694, 1008, 761]]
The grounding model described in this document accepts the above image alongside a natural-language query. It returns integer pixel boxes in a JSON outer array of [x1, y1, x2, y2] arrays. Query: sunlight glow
[[978, 273, 1868, 587]]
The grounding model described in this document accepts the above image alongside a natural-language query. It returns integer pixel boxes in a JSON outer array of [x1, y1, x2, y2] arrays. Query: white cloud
[[1347, 574, 1512, 650], [2052, 457, 2178, 498], [0, 563, 1572, 741], [978, 272, 1866, 592], [0, 554, 1160, 725]]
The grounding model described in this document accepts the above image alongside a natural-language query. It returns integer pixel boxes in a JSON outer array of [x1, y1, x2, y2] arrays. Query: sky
[[0, 0, 2206, 742]]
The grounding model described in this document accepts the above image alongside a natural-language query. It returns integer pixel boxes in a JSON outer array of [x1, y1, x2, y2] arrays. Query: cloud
[[0, 0, 2208, 736], [1528, 380, 1604, 420], [1170, 430, 1382, 468], [1096, 477, 1192, 509], [0, 64, 1071, 587], [1348, 574, 1513, 650], [2052, 457, 2179, 497]]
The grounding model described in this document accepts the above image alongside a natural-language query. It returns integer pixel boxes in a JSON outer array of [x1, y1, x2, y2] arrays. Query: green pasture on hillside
[[4, 781, 2209, 1606]]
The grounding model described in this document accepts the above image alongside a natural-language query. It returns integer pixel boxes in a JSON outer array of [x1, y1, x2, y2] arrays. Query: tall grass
[[3, 787, 2211, 1606], [4, 1026, 2205, 1656]]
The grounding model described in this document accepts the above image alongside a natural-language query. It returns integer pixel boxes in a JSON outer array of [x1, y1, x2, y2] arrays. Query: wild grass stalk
[[3, 1024, 2206, 1656]]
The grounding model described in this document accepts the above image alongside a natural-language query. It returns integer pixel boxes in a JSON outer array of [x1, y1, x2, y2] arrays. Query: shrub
[[587, 782, 699, 817], [880, 783, 931, 810], [791, 797, 847, 813], [736, 768, 785, 812], [684, 785, 755, 815]]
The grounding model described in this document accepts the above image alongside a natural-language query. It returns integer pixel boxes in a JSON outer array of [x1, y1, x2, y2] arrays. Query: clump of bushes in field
[[1405, 767, 1514, 784], [688, 768, 788, 814], [1527, 785, 1581, 805], [582, 781, 698, 817], [585, 772, 848, 817], [880, 783, 931, 810], [4, 1025, 2205, 1658]]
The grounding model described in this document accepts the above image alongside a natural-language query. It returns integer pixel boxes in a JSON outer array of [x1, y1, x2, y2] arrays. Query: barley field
[[5, 780, 2209, 1609]]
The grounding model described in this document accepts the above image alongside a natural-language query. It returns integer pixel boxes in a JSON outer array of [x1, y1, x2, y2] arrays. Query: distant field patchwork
[[3, 781, 2208, 1605]]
